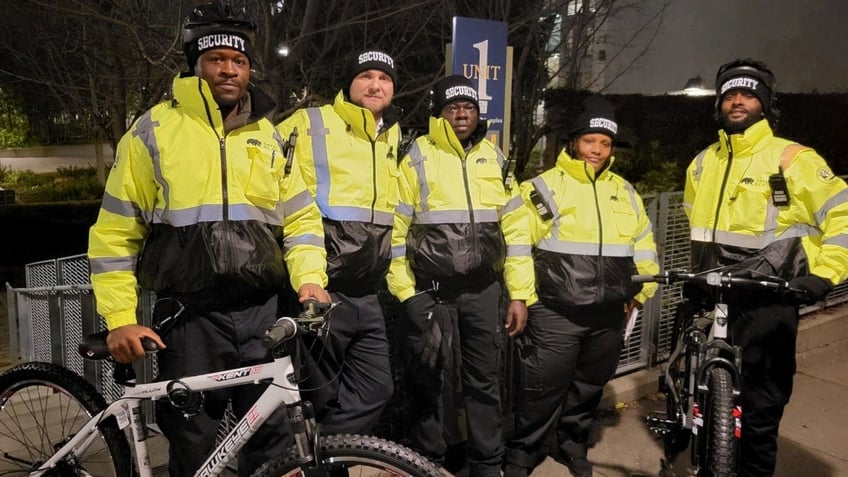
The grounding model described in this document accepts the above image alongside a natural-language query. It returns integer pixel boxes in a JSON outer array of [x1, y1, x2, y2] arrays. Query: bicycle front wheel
[[0, 362, 132, 476], [252, 433, 443, 477], [697, 367, 738, 477]]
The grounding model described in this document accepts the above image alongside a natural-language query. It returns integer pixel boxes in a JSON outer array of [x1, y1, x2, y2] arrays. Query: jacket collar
[[718, 118, 773, 157], [171, 74, 276, 130], [555, 149, 616, 182], [427, 116, 488, 157], [332, 90, 400, 141]]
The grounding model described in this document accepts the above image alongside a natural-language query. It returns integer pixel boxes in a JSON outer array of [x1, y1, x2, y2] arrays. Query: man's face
[[719, 89, 764, 132], [440, 100, 479, 141], [196, 48, 250, 108], [572, 133, 613, 173], [349, 69, 394, 118]]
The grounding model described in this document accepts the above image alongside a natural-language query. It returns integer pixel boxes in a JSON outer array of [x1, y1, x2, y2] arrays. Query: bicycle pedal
[[646, 413, 675, 435]]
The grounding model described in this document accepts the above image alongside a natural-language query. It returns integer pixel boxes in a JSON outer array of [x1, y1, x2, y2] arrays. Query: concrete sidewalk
[[515, 304, 848, 477]]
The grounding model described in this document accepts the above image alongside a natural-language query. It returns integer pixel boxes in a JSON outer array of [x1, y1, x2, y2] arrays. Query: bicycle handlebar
[[79, 300, 337, 361], [261, 299, 337, 350], [632, 269, 797, 293]]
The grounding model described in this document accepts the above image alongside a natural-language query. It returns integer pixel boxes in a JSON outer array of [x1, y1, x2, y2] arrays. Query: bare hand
[[107, 324, 165, 363], [298, 283, 331, 304], [505, 300, 528, 337]]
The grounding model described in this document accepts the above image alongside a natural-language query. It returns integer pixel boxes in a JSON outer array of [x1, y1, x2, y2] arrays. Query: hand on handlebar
[[785, 275, 833, 305], [107, 324, 165, 363], [298, 282, 330, 304]]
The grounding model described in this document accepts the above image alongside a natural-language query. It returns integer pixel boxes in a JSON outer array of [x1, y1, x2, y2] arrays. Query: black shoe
[[565, 456, 593, 477], [503, 463, 528, 477]]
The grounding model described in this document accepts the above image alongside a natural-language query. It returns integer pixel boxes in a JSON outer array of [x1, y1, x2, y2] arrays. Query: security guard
[[387, 75, 533, 477], [275, 49, 401, 436], [88, 4, 328, 476], [504, 96, 658, 477], [684, 58, 848, 476]]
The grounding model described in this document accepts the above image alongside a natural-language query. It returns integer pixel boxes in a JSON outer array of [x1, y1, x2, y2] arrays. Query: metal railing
[[7, 191, 847, 385]]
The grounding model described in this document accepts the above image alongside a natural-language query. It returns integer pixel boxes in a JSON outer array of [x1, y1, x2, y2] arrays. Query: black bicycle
[[0, 300, 442, 477], [634, 269, 802, 477]]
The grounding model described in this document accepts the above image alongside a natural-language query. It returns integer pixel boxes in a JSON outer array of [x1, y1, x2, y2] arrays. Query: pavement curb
[[599, 302, 848, 410]]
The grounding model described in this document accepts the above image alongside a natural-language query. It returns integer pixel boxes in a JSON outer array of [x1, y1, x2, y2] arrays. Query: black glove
[[787, 275, 833, 305]]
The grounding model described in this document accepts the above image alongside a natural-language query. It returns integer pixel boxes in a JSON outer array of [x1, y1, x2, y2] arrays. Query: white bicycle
[[0, 300, 442, 477]]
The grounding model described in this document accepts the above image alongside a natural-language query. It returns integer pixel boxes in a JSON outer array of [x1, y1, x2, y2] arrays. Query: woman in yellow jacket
[[504, 97, 658, 477]]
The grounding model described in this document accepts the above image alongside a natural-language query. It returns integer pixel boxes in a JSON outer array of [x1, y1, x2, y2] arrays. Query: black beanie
[[348, 50, 397, 85], [714, 58, 776, 117], [569, 96, 618, 140], [182, 3, 257, 71], [430, 75, 479, 116]]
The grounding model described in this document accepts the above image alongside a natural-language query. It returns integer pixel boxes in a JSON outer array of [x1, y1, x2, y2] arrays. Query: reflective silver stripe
[[306, 108, 332, 214], [692, 148, 707, 182], [101, 192, 146, 221], [502, 195, 523, 214], [90, 256, 136, 274], [407, 142, 431, 214], [414, 209, 499, 224], [624, 183, 640, 215], [817, 189, 848, 225], [283, 189, 313, 218], [693, 224, 812, 249], [152, 203, 283, 226], [507, 244, 531, 257], [634, 221, 653, 242], [283, 233, 324, 250], [396, 201, 414, 218], [824, 233, 848, 249], [634, 249, 658, 262], [132, 111, 169, 213], [316, 206, 394, 225], [537, 238, 634, 257], [391, 244, 406, 259], [494, 147, 506, 169]]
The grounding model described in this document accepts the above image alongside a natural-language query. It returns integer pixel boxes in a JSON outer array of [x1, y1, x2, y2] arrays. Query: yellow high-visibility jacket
[[521, 150, 658, 308], [276, 91, 401, 289], [684, 119, 848, 285], [88, 75, 327, 329], [387, 116, 534, 303]]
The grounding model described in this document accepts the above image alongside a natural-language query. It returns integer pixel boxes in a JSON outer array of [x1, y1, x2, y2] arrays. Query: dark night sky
[[603, 0, 848, 95]]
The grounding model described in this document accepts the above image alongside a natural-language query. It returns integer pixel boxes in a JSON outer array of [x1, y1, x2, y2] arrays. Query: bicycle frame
[[35, 354, 301, 477], [665, 305, 743, 439]]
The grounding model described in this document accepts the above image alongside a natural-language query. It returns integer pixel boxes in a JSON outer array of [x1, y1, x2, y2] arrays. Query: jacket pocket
[[245, 144, 284, 210], [728, 181, 770, 232], [475, 165, 507, 208]]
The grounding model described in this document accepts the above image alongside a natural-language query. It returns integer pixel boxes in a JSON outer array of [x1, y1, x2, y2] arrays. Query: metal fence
[[6, 191, 848, 390]]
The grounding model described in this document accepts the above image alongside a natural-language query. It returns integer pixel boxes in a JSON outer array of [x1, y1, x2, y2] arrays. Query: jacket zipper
[[712, 138, 734, 243], [197, 78, 231, 269], [588, 166, 604, 301], [365, 111, 378, 223]]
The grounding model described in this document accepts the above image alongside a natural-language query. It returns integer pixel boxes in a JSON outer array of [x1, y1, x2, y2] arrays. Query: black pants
[[731, 300, 798, 477], [154, 293, 291, 477], [310, 291, 394, 435], [401, 280, 505, 469], [505, 302, 625, 471]]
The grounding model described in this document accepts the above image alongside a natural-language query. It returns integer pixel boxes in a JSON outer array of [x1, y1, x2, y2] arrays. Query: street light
[[667, 75, 715, 96]]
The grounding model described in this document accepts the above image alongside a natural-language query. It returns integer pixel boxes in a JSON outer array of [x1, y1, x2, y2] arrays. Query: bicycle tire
[[251, 433, 443, 477], [698, 367, 737, 477], [0, 362, 132, 477]]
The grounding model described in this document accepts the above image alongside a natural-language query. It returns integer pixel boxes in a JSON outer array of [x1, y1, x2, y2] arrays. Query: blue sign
[[451, 17, 508, 147]]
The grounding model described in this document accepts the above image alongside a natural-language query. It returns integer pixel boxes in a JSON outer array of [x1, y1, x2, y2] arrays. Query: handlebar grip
[[261, 317, 298, 349], [631, 274, 658, 283], [141, 337, 159, 352]]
